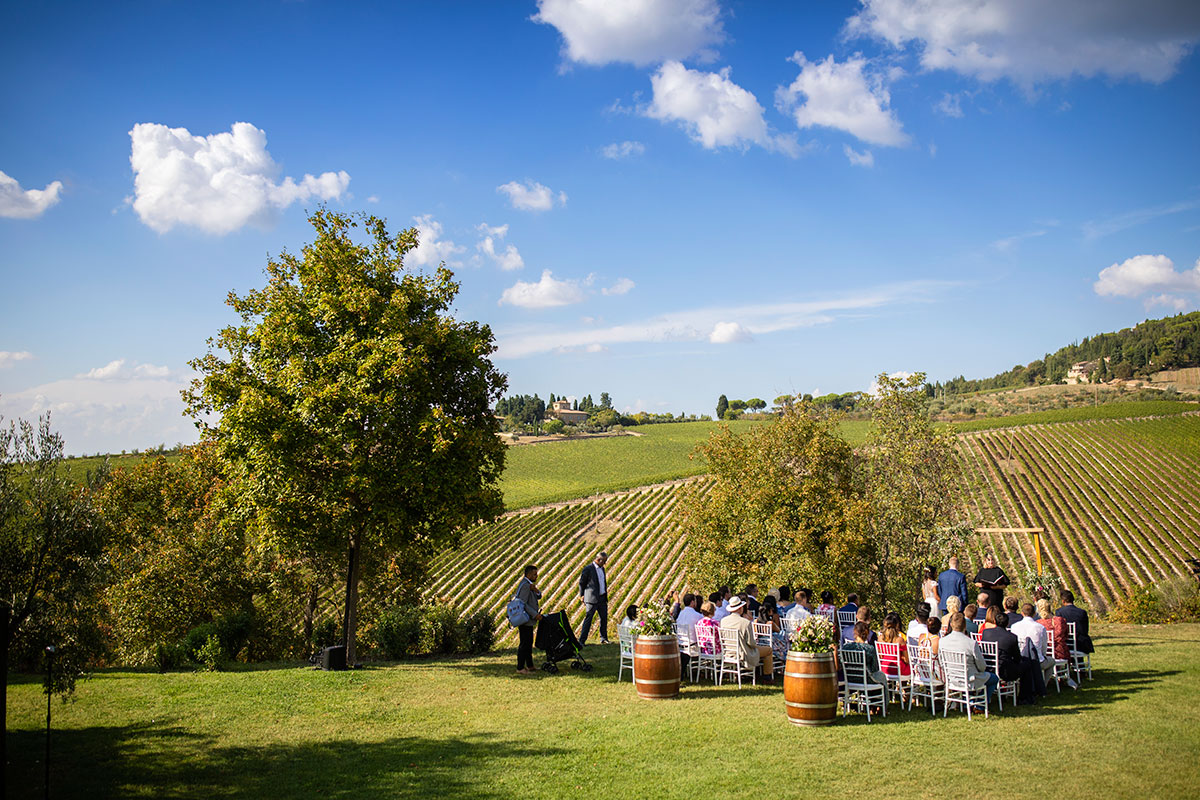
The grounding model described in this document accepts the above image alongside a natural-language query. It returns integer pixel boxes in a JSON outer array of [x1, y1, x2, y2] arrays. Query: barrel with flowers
[[784, 614, 838, 726], [631, 602, 680, 699]]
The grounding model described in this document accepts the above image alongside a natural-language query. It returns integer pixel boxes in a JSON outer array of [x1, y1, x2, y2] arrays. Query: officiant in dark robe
[[974, 554, 1011, 610]]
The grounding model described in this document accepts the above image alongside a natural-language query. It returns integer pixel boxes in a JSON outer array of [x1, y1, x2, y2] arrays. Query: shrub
[[312, 618, 341, 651], [197, 634, 225, 671], [542, 419, 564, 435], [183, 612, 253, 664], [374, 607, 423, 659], [153, 642, 187, 673], [458, 610, 496, 655], [1157, 576, 1200, 623], [1108, 585, 1163, 624], [421, 604, 463, 655]]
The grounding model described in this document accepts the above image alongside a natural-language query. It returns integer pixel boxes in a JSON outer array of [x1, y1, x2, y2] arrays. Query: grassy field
[[500, 420, 767, 509], [5, 623, 1198, 799]]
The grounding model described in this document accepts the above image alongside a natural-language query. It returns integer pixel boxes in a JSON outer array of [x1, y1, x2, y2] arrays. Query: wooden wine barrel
[[784, 651, 838, 726], [633, 635, 681, 699]]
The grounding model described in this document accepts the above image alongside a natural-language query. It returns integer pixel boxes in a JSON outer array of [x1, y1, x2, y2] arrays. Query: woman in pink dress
[[694, 601, 722, 654]]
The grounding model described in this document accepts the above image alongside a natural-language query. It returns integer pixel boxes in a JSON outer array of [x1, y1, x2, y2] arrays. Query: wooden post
[[975, 527, 1045, 575]]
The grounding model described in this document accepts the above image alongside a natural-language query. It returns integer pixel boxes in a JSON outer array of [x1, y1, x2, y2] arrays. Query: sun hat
[[727, 596, 747, 613]]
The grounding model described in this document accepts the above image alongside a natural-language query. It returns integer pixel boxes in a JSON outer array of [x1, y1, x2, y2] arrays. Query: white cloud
[[495, 279, 952, 358], [847, 0, 1200, 88], [499, 270, 586, 309], [844, 145, 875, 167], [0, 366, 191, 456], [497, 180, 568, 211], [367, 195, 380, 203], [128, 122, 349, 234], [475, 222, 524, 271], [992, 228, 1048, 251], [0, 170, 63, 219], [1094, 254, 1200, 302], [602, 277, 635, 296], [647, 61, 798, 154], [0, 351, 34, 369], [1147, 293, 1192, 311], [935, 92, 964, 117], [776, 52, 909, 147], [532, 0, 724, 67], [1082, 199, 1200, 240], [586, 343, 607, 353], [709, 321, 753, 343], [407, 215, 465, 268], [600, 141, 647, 159]]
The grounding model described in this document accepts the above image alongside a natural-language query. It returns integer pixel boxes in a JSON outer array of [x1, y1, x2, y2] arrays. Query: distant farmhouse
[[549, 399, 589, 424], [1064, 357, 1112, 385]]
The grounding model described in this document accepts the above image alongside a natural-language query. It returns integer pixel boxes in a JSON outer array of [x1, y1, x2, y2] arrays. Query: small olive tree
[[680, 405, 871, 596]]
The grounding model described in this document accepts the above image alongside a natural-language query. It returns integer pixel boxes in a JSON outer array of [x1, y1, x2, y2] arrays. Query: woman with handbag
[[512, 564, 542, 675]]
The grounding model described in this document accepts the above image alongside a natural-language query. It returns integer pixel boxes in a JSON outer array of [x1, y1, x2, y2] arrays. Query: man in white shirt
[[675, 593, 703, 643], [785, 588, 813, 624], [1011, 602, 1054, 690], [906, 602, 932, 643]]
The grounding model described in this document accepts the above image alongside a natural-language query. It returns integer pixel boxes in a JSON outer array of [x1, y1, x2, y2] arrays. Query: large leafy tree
[[184, 209, 507, 663], [862, 372, 965, 608], [680, 406, 870, 595]]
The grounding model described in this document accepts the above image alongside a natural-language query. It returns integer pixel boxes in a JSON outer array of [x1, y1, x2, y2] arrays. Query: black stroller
[[535, 611, 593, 674]]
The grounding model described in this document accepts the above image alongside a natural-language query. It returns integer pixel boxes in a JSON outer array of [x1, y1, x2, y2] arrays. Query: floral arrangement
[[633, 602, 675, 637], [1018, 569, 1063, 602], [789, 614, 836, 653]]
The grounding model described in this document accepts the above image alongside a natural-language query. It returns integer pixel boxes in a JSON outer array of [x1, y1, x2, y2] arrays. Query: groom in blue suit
[[937, 556, 969, 614]]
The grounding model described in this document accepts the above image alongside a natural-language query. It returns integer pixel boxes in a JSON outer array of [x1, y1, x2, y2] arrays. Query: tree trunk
[[303, 582, 318, 646], [342, 534, 362, 666]]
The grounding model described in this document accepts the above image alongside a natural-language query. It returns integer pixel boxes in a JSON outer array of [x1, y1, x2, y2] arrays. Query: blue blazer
[[936, 568, 968, 612]]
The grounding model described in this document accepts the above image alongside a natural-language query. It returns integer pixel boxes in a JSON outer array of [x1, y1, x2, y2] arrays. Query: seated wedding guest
[[1055, 590, 1095, 654], [759, 595, 788, 664], [695, 601, 721, 654], [720, 595, 773, 681], [816, 591, 837, 616], [906, 602, 932, 642], [975, 592, 991, 621], [941, 595, 962, 630], [841, 621, 889, 712], [981, 612, 1031, 703], [713, 589, 732, 622], [786, 588, 814, 623], [879, 612, 911, 677], [745, 584, 761, 615], [844, 606, 877, 645], [1012, 602, 1052, 695], [668, 591, 682, 620], [939, 612, 999, 703], [978, 605, 1002, 634], [675, 593, 703, 641], [962, 604, 980, 635], [918, 615, 942, 658], [1003, 596, 1021, 628], [778, 586, 795, 616], [839, 593, 860, 616], [1036, 598, 1077, 689], [617, 605, 639, 637]]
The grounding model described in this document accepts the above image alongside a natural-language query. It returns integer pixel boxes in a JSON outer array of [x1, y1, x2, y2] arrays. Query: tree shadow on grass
[[5, 724, 562, 800]]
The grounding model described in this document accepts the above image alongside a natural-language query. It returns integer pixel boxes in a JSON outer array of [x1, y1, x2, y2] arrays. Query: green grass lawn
[[6, 624, 1198, 799], [500, 420, 767, 508]]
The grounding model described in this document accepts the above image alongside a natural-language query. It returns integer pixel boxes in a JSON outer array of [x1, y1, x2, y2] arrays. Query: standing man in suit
[[1055, 589, 1095, 654], [936, 556, 969, 614], [579, 551, 610, 645]]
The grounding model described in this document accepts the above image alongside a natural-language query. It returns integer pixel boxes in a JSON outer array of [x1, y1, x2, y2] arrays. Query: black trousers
[[580, 598, 608, 644], [517, 624, 535, 670]]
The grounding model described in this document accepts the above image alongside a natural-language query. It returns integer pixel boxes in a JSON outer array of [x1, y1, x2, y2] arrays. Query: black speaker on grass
[[321, 645, 347, 671]]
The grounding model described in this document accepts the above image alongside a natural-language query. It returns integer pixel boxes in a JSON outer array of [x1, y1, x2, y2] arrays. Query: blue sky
[[2, 0, 1200, 454]]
